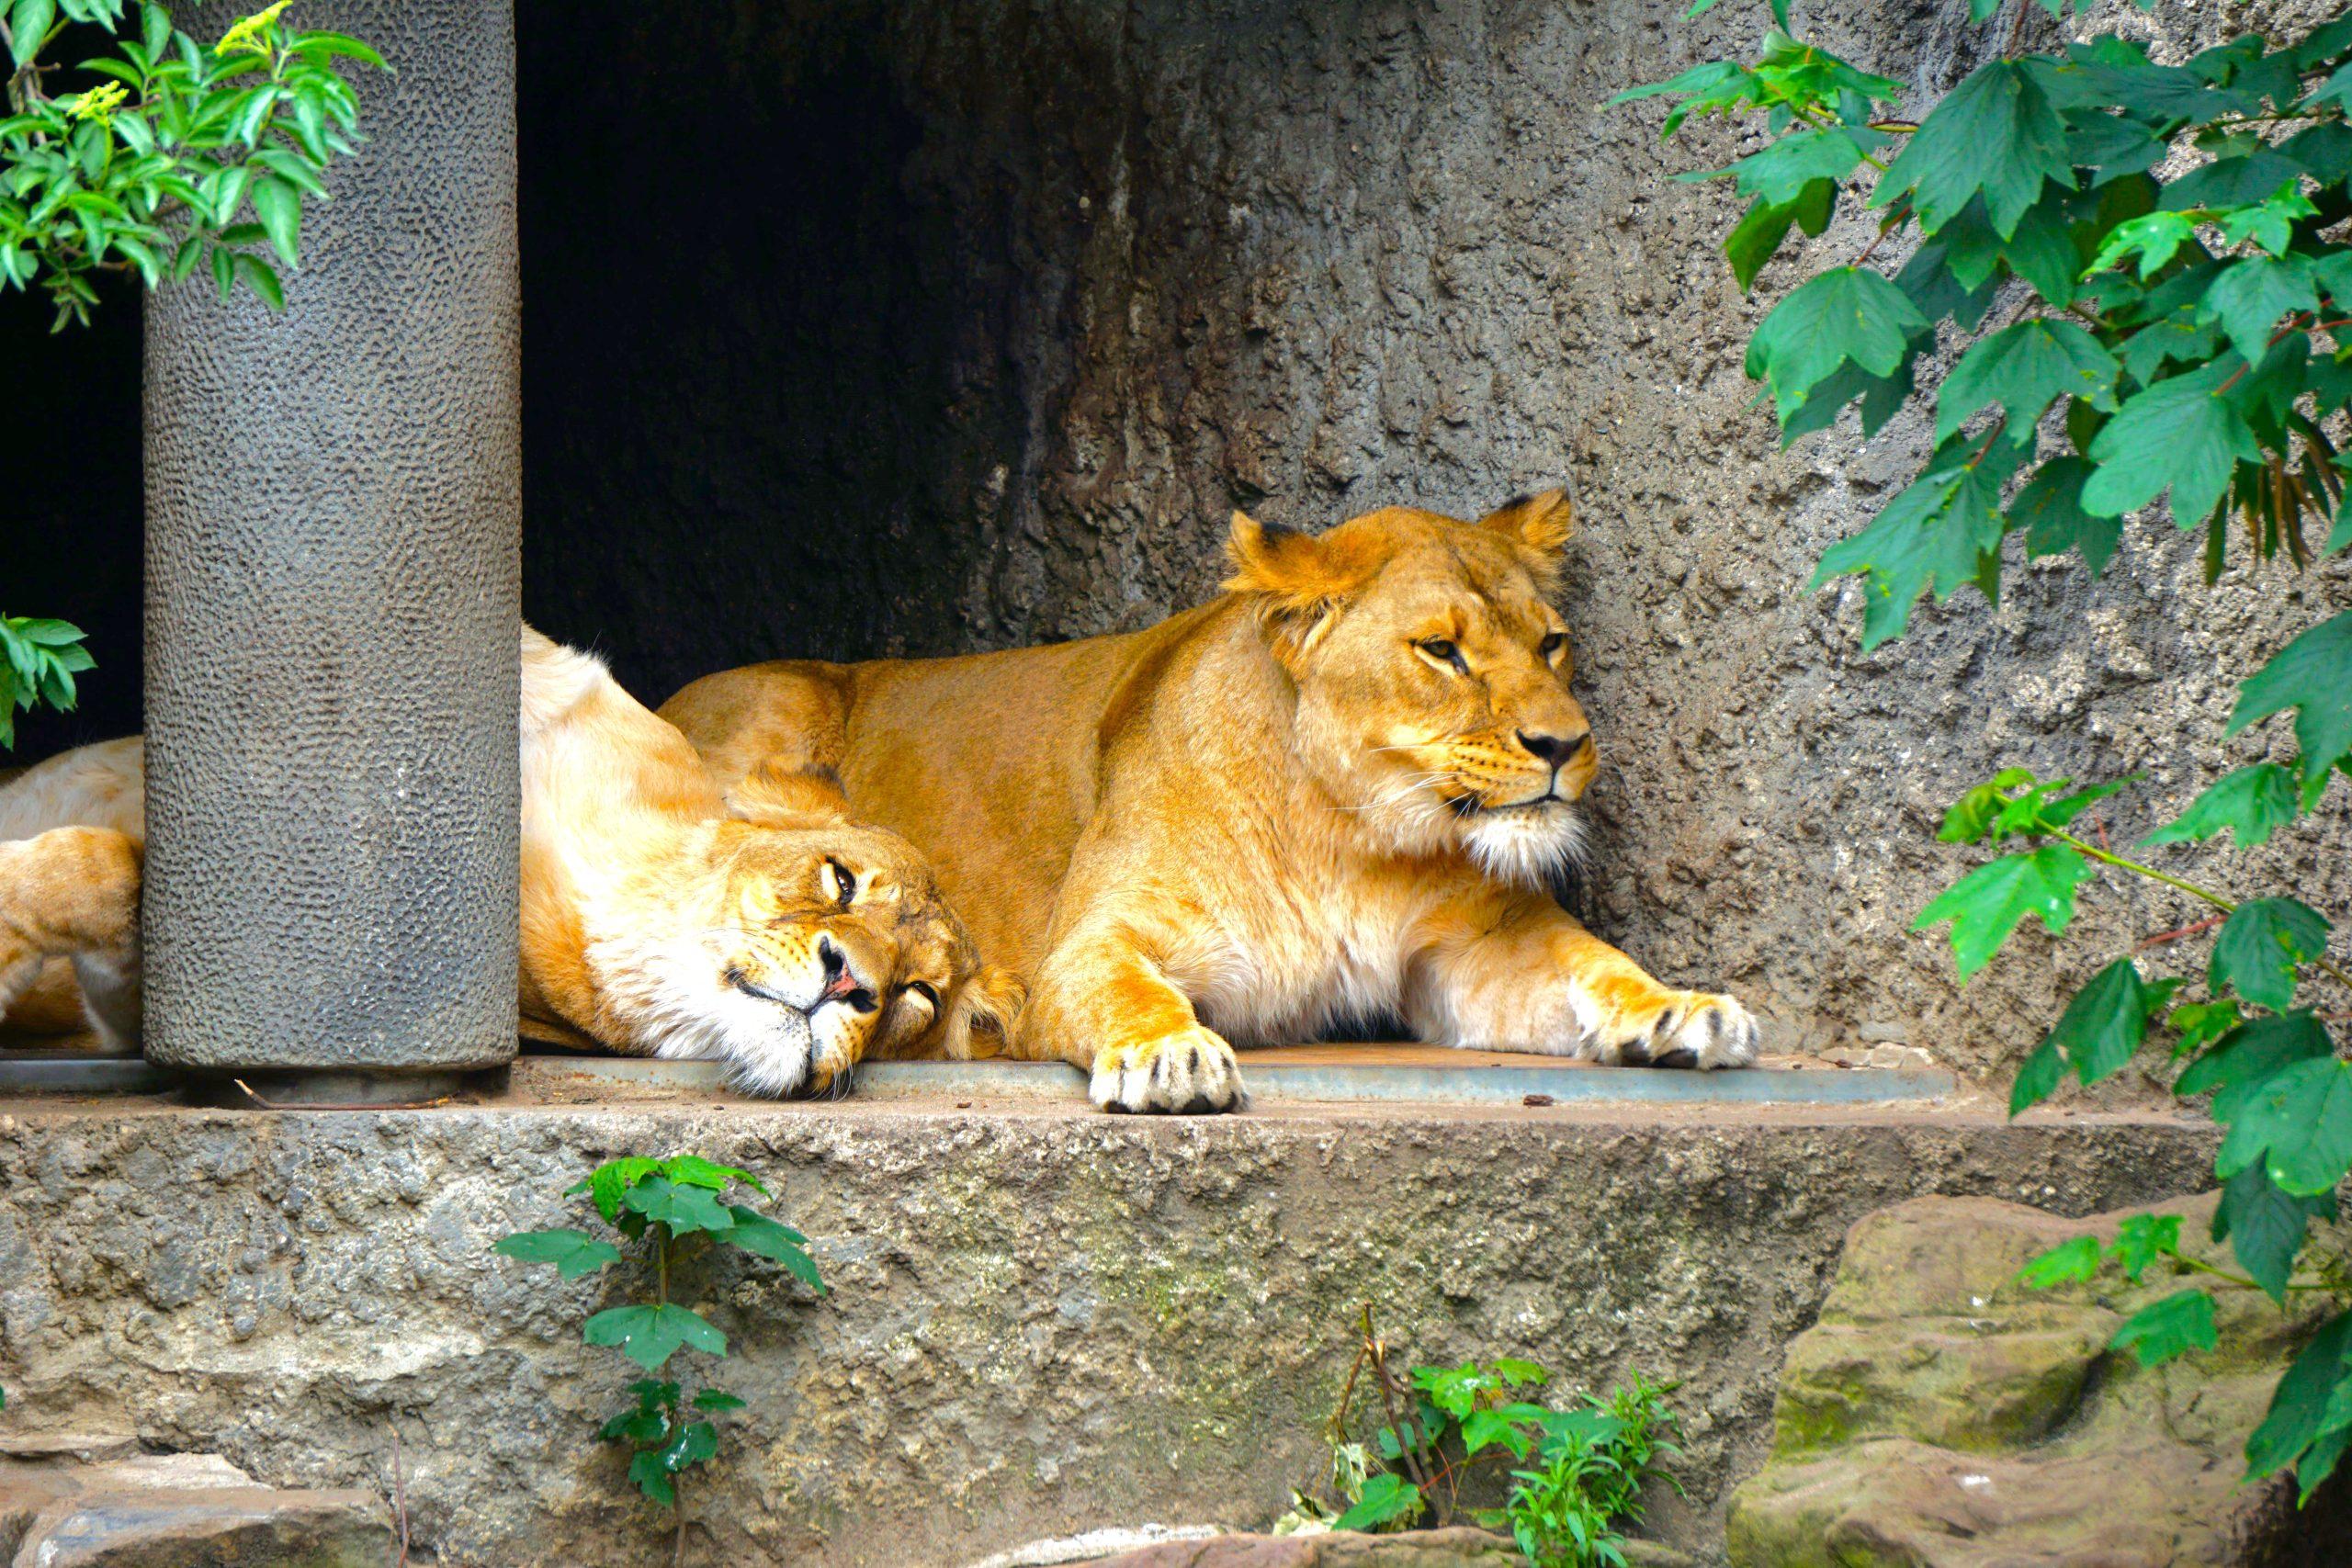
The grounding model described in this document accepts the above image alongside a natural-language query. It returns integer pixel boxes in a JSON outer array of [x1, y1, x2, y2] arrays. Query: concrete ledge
[[0, 1089, 2215, 1566]]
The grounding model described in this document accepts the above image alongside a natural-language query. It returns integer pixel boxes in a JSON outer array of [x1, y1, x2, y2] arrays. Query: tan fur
[[662, 492, 1758, 1113], [0, 631, 1018, 1094]]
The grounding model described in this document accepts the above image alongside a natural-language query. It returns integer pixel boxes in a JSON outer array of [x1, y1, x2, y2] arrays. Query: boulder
[[1080, 1529, 1694, 1566], [1729, 1193, 2352, 1567], [0, 1446, 390, 1568]]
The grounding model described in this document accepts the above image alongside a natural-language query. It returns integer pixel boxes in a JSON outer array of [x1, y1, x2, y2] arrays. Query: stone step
[[0, 1450, 390, 1568]]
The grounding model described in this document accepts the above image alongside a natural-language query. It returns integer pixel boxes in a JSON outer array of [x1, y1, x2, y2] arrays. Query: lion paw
[[1589, 990, 1758, 1071], [1090, 1025, 1246, 1114]]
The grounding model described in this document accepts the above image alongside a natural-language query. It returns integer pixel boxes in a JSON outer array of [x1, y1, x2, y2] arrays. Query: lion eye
[[1416, 637, 1468, 673], [819, 859, 857, 908], [1539, 631, 1566, 660]]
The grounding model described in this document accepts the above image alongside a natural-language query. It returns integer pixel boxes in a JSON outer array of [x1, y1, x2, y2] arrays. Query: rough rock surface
[[0, 1442, 390, 1567], [1085, 1527, 1522, 1566], [0, 1098, 2216, 1566], [1727, 1193, 2352, 1566], [515, 0, 2352, 1086]]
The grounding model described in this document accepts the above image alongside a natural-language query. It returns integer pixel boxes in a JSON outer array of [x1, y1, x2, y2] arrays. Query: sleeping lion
[[0, 626, 1019, 1096], [662, 491, 1759, 1114]]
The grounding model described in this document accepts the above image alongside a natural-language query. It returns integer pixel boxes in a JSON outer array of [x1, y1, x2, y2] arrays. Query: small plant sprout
[[493, 1154, 823, 1556]]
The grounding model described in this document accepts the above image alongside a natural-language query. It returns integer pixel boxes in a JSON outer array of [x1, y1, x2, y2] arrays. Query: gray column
[[142, 0, 519, 1082]]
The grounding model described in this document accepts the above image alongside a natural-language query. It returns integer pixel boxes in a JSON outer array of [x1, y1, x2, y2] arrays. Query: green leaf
[[1747, 266, 1928, 423], [661, 1155, 766, 1195], [2082, 359, 2263, 528], [2168, 999, 2243, 1059], [2212, 1161, 2335, 1303], [1934, 321, 2118, 444], [2218, 1055, 2352, 1195], [2142, 764, 2304, 852], [582, 1303, 728, 1373], [1808, 431, 2028, 649], [1462, 1407, 1534, 1460], [2018, 1234, 2102, 1288], [2109, 1289, 2217, 1367], [692, 1389, 747, 1412], [490, 1228, 621, 1280], [2201, 256, 2318, 366], [2009, 1040, 2065, 1116], [2210, 898, 2331, 1012], [2177, 1013, 2334, 1117], [2040, 957, 2164, 1089], [626, 1448, 676, 1507], [1939, 768, 2040, 844], [1914, 845, 2093, 983], [655, 1418, 718, 1474], [2162, 150, 2308, 214], [233, 253, 282, 310], [570, 1156, 661, 1224], [8, 0, 55, 70], [624, 1178, 737, 1239], [2011, 457, 2121, 577], [2086, 211, 2199, 281], [2109, 1213, 2182, 1283], [1416, 1364, 1491, 1421], [249, 175, 300, 265], [1725, 181, 1833, 294], [1490, 1357, 1548, 1387], [2245, 1309, 2352, 1483], [1875, 61, 2073, 238], [2227, 612, 2352, 787], [1334, 1472, 1424, 1532], [1730, 128, 1868, 206], [721, 1205, 823, 1292]]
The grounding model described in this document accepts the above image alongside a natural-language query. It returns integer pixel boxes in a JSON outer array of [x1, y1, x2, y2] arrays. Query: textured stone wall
[[0, 1102, 2215, 1566], [518, 0, 2352, 1084]]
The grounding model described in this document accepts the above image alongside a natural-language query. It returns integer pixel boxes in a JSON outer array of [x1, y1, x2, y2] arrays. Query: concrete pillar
[[141, 1, 519, 1088]]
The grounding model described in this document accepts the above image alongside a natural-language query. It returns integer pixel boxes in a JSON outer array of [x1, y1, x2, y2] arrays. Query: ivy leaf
[[570, 1157, 661, 1225], [2245, 1309, 2352, 1483], [2010, 1040, 2066, 1116], [655, 1419, 718, 1474], [1333, 1472, 1424, 1533], [2168, 999, 2243, 1059], [2109, 1213, 2182, 1283], [2200, 256, 2318, 365], [1461, 1407, 1534, 1460], [2037, 957, 2165, 1090], [2210, 898, 2332, 1012], [1809, 430, 2028, 649], [2109, 1290, 2217, 1367], [1729, 128, 1870, 206], [721, 1205, 825, 1293], [2212, 1161, 2336, 1303], [626, 1449, 676, 1507], [1747, 266, 1928, 422], [490, 1228, 621, 1280], [2082, 358, 2263, 528], [1876, 61, 2074, 237], [624, 1178, 737, 1239], [2177, 1013, 2335, 1120], [661, 1156, 767, 1195], [2018, 1234, 2102, 1288], [1725, 180, 1834, 293], [1934, 321, 2119, 443], [583, 1303, 728, 1373], [692, 1389, 748, 1412], [1913, 844, 2094, 982], [2142, 763, 2304, 851], [1490, 1357, 1548, 1387], [2227, 612, 2352, 787], [2161, 151, 2309, 213], [2011, 458, 2121, 577], [2087, 211, 2200, 280], [2217, 1056, 2352, 1196]]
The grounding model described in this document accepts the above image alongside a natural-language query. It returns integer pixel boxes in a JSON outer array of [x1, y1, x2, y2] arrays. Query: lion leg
[[0, 827, 144, 1051], [1415, 901, 1757, 1070], [1017, 931, 1244, 1114]]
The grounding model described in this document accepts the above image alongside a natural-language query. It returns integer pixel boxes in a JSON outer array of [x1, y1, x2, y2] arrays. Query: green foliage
[[0, 614, 92, 748], [492, 1154, 823, 1513], [1619, 0, 2352, 1505], [1285, 1323, 1677, 1566], [2, 1, 385, 330]]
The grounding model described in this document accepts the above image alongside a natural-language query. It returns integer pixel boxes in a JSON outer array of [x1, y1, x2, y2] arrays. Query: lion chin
[[1458, 800, 1590, 889]]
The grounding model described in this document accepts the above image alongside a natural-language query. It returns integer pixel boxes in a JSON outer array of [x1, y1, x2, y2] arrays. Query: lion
[[0, 626, 1020, 1096], [660, 491, 1759, 1114]]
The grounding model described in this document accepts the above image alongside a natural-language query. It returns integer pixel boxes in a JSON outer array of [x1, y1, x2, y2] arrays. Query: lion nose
[[817, 937, 878, 1013], [1518, 729, 1589, 769]]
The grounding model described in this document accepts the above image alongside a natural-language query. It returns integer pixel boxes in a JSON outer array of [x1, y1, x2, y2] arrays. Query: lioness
[[0, 626, 1019, 1096], [662, 492, 1758, 1113]]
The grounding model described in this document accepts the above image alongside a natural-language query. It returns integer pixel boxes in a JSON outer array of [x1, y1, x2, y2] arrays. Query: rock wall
[[0, 1100, 2216, 1566], [517, 0, 2352, 1084]]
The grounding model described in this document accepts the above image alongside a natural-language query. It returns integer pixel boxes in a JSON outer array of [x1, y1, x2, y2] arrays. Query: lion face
[[636, 765, 1021, 1097], [1225, 491, 1592, 884]]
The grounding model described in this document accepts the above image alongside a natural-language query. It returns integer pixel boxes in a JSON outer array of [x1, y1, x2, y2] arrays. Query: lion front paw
[[1090, 1025, 1246, 1114], [1589, 989, 1758, 1071]]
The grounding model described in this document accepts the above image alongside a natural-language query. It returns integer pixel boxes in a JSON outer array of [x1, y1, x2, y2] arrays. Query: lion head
[[1223, 491, 1591, 885], [608, 760, 1023, 1098]]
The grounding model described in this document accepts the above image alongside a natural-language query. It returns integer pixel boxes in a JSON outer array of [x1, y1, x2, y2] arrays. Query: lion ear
[[725, 759, 851, 829], [941, 964, 1026, 1061], [1480, 489, 1575, 555], [1223, 512, 1385, 630]]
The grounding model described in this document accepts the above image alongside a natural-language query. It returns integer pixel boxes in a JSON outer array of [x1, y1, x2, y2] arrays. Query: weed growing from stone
[[1278, 1307, 1678, 1566], [1618, 0, 2352, 1499], [493, 1154, 822, 1558]]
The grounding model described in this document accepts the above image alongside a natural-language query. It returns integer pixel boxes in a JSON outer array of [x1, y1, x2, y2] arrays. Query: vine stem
[[2048, 829, 2352, 993]]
